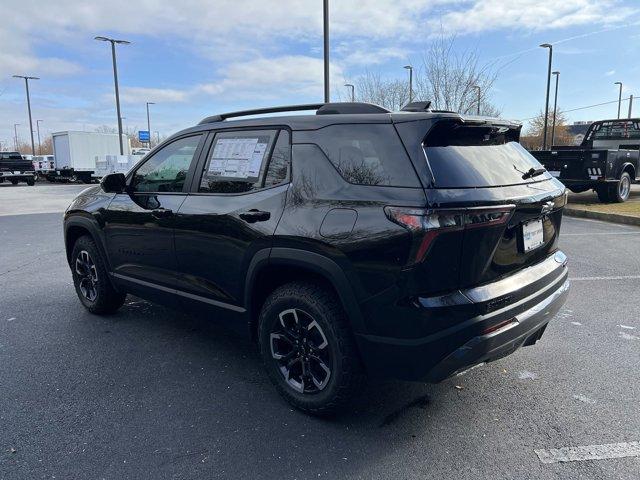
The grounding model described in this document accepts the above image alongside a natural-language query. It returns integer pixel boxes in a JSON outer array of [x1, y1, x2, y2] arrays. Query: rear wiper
[[517, 166, 547, 180]]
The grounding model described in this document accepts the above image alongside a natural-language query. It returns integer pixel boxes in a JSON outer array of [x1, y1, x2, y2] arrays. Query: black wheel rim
[[75, 250, 98, 302], [269, 308, 331, 394]]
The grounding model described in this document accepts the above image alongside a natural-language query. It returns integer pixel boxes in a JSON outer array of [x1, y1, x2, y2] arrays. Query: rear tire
[[610, 172, 632, 203], [258, 282, 364, 415], [10, 179, 18, 185], [26, 177, 35, 186], [71, 235, 126, 314]]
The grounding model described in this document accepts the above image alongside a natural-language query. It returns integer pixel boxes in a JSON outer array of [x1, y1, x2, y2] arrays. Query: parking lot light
[[95, 36, 131, 155], [146, 102, 155, 147], [404, 65, 413, 104], [12, 75, 40, 156], [551, 71, 560, 147], [36, 120, 43, 154], [13, 123, 20, 150], [614, 82, 623, 119], [540, 43, 553, 150], [344, 84, 354, 102]]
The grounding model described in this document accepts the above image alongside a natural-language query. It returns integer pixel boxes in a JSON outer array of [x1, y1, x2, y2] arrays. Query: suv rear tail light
[[384, 205, 515, 265]]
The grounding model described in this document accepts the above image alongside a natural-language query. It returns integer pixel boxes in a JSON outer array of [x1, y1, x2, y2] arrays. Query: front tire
[[71, 235, 126, 314], [258, 282, 364, 415], [26, 177, 35, 186]]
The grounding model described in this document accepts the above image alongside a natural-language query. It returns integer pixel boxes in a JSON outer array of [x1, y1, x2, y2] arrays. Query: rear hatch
[[392, 118, 566, 295]]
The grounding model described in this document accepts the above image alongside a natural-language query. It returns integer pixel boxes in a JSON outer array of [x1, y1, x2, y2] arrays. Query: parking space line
[[535, 442, 640, 464], [562, 232, 640, 236], [570, 275, 640, 281]]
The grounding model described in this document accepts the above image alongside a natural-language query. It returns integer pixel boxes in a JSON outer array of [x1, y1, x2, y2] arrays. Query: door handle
[[239, 209, 271, 223], [151, 208, 173, 219]]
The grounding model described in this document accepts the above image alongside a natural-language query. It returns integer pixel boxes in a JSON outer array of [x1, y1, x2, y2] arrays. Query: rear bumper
[[355, 251, 569, 382]]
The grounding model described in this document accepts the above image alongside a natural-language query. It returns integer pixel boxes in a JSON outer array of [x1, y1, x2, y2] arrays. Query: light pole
[[629, 95, 634, 119], [344, 84, 354, 102], [472, 85, 481, 115], [36, 119, 43, 154], [404, 65, 413, 104], [540, 43, 553, 150], [95, 36, 130, 155], [12, 75, 39, 156], [551, 71, 560, 147], [146, 102, 155, 147], [323, 0, 330, 103], [13, 123, 20, 151], [614, 82, 623, 119]]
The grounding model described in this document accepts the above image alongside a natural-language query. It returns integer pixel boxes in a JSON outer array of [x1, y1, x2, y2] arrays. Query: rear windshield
[[423, 123, 548, 188]]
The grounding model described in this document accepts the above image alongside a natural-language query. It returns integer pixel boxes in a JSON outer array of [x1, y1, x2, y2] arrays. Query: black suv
[[64, 102, 570, 414]]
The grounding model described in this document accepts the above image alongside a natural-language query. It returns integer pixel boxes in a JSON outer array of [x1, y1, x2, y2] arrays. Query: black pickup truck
[[0, 152, 36, 186], [531, 119, 639, 202]]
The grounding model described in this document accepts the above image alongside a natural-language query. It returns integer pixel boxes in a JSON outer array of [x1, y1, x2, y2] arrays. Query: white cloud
[[605, 70, 616, 76], [432, 0, 636, 34], [119, 87, 189, 104]]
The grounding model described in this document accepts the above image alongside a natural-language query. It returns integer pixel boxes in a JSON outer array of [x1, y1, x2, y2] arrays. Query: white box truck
[[50, 131, 130, 183]]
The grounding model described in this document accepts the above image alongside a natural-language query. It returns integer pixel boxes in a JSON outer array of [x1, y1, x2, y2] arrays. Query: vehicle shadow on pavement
[[111, 296, 446, 428]]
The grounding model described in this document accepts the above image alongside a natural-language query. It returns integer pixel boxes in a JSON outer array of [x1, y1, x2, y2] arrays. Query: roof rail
[[198, 102, 390, 125]]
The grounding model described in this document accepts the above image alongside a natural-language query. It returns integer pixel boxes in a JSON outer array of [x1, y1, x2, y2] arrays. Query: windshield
[[423, 123, 549, 188]]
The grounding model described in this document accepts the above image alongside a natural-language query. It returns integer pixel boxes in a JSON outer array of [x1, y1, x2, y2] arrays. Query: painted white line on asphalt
[[535, 442, 640, 464], [619, 332, 639, 341], [518, 371, 537, 380], [570, 275, 640, 281], [617, 325, 636, 330], [572, 394, 595, 404], [570, 322, 582, 326], [563, 232, 640, 236], [565, 216, 638, 230], [6, 317, 16, 322]]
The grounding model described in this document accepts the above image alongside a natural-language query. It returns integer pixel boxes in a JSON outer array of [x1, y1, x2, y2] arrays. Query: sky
[[1, 0, 639, 150]]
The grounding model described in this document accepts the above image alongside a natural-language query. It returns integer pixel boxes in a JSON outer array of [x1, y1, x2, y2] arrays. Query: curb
[[564, 207, 640, 227]]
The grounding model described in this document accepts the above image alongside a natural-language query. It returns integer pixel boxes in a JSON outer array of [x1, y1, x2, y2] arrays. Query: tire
[[26, 177, 35, 186], [71, 235, 126, 314], [10, 179, 18, 185], [258, 282, 364, 415], [610, 172, 632, 203]]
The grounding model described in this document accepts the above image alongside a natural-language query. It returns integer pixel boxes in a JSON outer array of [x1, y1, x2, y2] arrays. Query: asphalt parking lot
[[1, 183, 639, 479]]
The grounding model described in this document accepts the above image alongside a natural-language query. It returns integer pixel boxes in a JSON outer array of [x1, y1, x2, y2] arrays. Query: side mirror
[[100, 172, 127, 193]]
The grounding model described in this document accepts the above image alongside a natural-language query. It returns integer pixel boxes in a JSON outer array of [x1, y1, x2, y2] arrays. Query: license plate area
[[548, 170, 561, 177], [522, 219, 544, 252]]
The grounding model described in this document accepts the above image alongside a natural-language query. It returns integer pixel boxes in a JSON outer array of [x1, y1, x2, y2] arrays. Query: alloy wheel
[[619, 175, 631, 200], [75, 250, 98, 301], [269, 308, 332, 394]]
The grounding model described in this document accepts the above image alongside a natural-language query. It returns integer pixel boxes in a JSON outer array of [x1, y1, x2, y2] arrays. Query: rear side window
[[423, 123, 548, 188], [313, 124, 420, 187]]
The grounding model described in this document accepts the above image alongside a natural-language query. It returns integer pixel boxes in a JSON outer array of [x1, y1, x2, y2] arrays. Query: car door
[[102, 133, 205, 304], [173, 128, 291, 313]]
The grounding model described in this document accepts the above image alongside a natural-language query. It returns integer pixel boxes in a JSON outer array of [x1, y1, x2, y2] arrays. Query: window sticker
[[208, 137, 268, 179]]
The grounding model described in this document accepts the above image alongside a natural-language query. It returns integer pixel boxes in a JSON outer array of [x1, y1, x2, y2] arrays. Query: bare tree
[[415, 33, 500, 116], [522, 109, 574, 150], [354, 71, 409, 111]]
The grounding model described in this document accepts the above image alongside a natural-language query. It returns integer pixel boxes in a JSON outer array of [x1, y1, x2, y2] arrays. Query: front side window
[[131, 135, 201, 193], [199, 129, 287, 194]]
